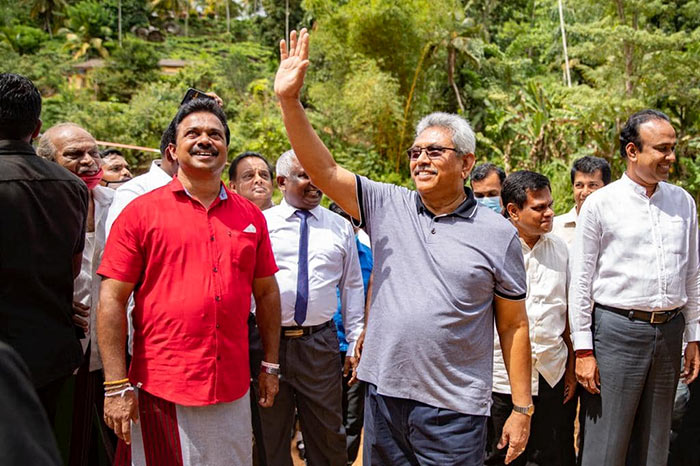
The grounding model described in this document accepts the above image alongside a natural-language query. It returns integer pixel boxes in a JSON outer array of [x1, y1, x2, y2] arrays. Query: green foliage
[[3, 0, 700, 211], [104, 0, 150, 32], [258, 0, 306, 47], [60, 0, 113, 58], [1, 24, 48, 54], [93, 37, 160, 101], [25, 0, 67, 35]]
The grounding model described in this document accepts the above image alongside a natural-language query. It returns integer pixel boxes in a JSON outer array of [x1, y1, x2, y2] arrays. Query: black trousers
[[248, 312, 267, 466], [668, 378, 700, 466], [340, 351, 364, 465], [258, 323, 346, 466], [485, 373, 576, 466]]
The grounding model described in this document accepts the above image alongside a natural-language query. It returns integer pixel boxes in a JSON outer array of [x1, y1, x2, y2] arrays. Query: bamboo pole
[[558, 0, 572, 87]]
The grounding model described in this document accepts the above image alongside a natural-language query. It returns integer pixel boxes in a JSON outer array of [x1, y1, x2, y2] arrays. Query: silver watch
[[512, 403, 535, 417]]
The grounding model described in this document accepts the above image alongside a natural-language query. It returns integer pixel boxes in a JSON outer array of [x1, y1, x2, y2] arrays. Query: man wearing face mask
[[471, 163, 506, 214], [37, 123, 116, 465], [99, 149, 132, 189]]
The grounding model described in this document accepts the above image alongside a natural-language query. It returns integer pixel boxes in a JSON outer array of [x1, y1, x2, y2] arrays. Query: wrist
[[512, 403, 535, 417], [262, 352, 279, 364], [575, 349, 594, 358], [260, 361, 280, 376], [277, 95, 301, 107]]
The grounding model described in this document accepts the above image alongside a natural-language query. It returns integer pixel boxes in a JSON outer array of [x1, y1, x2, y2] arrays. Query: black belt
[[595, 303, 681, 324], [281, 320, 333, 338]]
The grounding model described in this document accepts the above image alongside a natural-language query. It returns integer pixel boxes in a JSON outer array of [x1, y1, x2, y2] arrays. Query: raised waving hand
[[275, 28, 310, 101]]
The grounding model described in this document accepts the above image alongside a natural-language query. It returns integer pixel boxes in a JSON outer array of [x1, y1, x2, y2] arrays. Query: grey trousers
[[258, 324, 347, 466], [579, 307, 684, 466]]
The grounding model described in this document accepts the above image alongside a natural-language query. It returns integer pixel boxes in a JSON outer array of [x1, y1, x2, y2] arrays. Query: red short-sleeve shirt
[[98, 178, 278, 406]]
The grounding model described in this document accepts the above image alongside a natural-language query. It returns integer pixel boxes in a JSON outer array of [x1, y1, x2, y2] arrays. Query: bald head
[[38, 123, 101, 176]]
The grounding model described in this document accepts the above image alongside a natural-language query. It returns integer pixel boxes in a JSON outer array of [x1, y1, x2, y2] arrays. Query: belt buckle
[[649, 312, 664, 324], [284, 329, 304, 338]]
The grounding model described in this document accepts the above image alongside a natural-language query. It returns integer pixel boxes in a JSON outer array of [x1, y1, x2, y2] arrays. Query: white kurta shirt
[[74, 185, 114, 371], [264, 200, 365, 355], [569, 173, 700, 350], [493, 233, 569, 395]]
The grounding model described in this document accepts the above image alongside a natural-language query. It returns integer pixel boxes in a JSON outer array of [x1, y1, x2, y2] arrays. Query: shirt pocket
[[228, 229, 258, 278], [662, 217, 688, 271]]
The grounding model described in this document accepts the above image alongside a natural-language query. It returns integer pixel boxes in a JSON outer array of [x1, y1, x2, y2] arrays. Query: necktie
[[294, 210, 311, 326]]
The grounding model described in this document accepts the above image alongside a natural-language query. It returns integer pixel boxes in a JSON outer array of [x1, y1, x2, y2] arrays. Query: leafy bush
[[60, 0, 113, 58], [0, 25, 48, 55], [92, 37, 160, 101]]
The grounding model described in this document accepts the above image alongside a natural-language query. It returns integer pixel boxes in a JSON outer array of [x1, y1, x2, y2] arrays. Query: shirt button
[[210, 235, 214, 242], [216, 324, 220, 329], [216, 356, 221, 361], [213, 266, 218, 273], [431, 228, 436, 234], [215, 296, 221, 302]]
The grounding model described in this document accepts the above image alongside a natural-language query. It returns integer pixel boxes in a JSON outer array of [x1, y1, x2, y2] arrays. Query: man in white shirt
[[104, 123, 177, 237], [259, 150, 365, 466], [570, 109, 700, 466], [37, 123, 115, 465], [487, 171, 576, 466], [552, 156, 611, 245]]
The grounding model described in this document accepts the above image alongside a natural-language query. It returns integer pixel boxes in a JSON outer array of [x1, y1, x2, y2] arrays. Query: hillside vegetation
[[2, 0, 700, 211]]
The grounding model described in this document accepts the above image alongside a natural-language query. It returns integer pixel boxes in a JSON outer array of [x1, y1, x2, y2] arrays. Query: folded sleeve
[[494, 233, 527, 301]]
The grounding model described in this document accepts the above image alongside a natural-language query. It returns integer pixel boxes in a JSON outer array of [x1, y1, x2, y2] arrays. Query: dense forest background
[[2, 0, 700, 212]]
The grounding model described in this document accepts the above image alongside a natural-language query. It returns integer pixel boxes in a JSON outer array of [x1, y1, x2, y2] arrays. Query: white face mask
[[476, 196, 502, 213]]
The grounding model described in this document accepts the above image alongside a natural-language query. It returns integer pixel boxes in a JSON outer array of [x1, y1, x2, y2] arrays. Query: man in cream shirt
[[488, 171, 576, 466]]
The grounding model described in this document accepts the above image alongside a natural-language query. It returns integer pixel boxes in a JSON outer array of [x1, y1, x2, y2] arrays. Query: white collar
[[279, 198, 321, 220], [560, 206, 577, 225], [621, 172, 663, 198]]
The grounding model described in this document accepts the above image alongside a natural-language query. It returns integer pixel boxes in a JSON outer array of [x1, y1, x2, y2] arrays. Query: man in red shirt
[[97, 98, 281, 465]]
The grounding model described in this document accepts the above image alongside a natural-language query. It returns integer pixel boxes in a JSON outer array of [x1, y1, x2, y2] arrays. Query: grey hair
[[276, 149, 297, 178], [415, 112, 476, 155], [36, 122, 85, 161]]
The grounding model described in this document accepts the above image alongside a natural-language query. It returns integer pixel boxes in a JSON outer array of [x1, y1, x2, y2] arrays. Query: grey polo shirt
[[354, 175, 526, 416]]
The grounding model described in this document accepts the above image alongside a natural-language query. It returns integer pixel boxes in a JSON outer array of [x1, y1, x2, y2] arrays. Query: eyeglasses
[[406, 145, 458, 161]]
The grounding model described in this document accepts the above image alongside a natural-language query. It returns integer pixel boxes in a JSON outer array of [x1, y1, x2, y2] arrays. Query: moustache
[[189, 147, 220, 157]]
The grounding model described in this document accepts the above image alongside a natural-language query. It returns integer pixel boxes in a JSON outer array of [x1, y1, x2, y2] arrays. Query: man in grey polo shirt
[[273, 29, 533, 465]]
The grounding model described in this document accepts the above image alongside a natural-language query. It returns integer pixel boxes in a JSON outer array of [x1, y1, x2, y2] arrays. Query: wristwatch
[[260, 364, 280, 376], [512, 404, 535, 417]]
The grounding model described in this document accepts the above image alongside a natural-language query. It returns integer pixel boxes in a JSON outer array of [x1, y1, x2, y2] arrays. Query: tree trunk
[[615, 0, 634, 95], [396, 43, 432, 172], [185, 7, 189, 37], [45, 14, 52, 39], [118, 0, 122, 47], [447, 45, 465, 113], [225, 0, 230, 34]]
